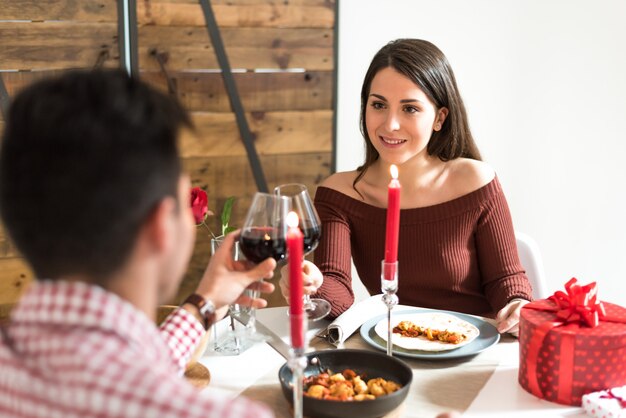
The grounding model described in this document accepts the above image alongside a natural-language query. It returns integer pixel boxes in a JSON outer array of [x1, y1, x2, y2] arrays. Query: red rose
[[190, 187, 209, 224]]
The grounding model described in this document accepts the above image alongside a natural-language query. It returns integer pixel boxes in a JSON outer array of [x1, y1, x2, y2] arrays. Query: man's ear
[[141, 197, 177, 255]]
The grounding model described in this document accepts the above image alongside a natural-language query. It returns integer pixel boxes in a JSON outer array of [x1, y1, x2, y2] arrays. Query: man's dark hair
[[0, 69, 192, 281]]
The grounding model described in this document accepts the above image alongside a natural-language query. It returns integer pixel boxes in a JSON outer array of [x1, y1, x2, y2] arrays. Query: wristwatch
[[183, 293, 216, 330]]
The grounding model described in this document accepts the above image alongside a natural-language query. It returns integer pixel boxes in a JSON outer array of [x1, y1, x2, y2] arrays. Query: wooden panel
[[141, 0, 334, 6], [0, 69, 69, 98], [181, 110, 332, 158], [0, 22, 119, 70], [141, 70, 333, 112], [0, 258, 34, 305], [174, 151, 331, 306], [0, 0, 337, 314], [1, 70, 333, 113], [0, 0, 117, 22], [138, 26, 333, 70], [137, 1, 334, 28]]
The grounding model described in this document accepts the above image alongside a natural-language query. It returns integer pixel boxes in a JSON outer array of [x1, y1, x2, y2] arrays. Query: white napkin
[[320, 294, 399, 346]]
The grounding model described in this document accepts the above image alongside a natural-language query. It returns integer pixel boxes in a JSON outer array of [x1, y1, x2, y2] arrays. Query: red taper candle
[[384, 164, 401, 271], [287, 211, 305, 348]]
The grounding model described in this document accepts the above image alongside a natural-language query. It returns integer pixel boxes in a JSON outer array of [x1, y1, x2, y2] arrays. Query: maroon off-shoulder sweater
[[312, 177, 533, 319]]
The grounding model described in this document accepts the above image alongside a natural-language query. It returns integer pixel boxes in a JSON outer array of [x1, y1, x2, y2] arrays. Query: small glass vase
[[210, 237, 256, 355]]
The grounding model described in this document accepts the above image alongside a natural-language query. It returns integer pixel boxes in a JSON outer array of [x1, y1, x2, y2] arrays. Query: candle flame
[[286, 211, 299, 228], [390, 164, 398, 179]]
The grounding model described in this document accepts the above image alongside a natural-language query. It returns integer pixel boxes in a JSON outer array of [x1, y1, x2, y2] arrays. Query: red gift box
[[519, 278, 626, 406]]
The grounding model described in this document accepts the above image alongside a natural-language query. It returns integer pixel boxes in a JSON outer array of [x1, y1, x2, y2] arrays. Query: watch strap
[[183, 293, 216, 330]]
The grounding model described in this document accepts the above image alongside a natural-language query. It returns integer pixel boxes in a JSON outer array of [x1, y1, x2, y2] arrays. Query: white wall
[[336, 0, 626, 305]]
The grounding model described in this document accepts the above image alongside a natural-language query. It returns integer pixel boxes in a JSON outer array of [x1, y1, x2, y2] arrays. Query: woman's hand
[[496, 298, 529, 337], [279, 260, 323, 304]]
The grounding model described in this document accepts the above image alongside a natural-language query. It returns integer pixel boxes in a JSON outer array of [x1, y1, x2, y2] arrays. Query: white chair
[[516, 231, 549, 300], [351, 259, 371, 303]]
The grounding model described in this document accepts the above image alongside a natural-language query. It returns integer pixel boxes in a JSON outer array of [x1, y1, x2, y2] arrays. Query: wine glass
[[238, 192, 290, 335], [274, 183, 331, 321]]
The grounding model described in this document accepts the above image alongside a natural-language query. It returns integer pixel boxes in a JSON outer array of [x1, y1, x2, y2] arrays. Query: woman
[[281, 39, 532, 335]]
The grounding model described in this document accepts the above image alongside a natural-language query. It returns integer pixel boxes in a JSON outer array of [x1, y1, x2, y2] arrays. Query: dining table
[[196, 304, 590, 418]]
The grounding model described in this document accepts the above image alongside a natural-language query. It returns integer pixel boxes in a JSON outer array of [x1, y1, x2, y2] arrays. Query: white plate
[[374, 311, 479, 352]]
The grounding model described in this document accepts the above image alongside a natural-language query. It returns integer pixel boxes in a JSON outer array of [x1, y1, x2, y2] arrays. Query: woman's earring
[[435, 123, 441, 131]]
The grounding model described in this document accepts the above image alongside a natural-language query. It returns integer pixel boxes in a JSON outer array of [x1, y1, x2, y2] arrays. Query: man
[[0, 70, 276, 417]]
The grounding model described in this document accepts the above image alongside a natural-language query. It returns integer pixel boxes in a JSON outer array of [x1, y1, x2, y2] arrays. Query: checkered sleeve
[[159, 308, 205, 373]]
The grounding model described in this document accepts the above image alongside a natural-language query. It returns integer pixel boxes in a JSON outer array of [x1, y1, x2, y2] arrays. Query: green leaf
[[223, 226, 237, 235], [220, 196, 235, 236]]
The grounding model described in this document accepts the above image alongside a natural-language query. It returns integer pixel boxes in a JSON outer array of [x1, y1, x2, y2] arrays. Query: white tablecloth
[[198, 307, 589, 418]]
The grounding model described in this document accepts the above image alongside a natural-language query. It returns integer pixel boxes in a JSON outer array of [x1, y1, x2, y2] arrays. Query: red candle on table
[[287, 211, 305, 348], [384, 164, 401, 278]]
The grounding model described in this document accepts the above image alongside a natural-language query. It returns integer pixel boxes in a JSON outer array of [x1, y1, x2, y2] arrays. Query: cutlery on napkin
[[317, 295, 413, 346]]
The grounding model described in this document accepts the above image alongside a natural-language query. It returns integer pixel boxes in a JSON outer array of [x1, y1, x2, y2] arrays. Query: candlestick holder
[[288, 313, 308, 418], [381, 260, 399, 356], [288, 347, 307, 418]]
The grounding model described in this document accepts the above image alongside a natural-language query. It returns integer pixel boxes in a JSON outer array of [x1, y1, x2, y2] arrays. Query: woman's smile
[[380, 135, 408, 146]]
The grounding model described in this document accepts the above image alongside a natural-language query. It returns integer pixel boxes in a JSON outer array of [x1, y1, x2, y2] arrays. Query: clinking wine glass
[[238, 192, 290, 336], [274, 183, 331, 321]]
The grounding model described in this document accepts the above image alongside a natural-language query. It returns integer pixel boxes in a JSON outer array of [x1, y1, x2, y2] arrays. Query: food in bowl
[[303, 368, 401, 401], [279, 349, 412, 418]]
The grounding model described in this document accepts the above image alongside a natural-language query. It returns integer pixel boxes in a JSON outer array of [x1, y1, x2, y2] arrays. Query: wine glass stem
[[244, 279, 263, 333], [303, 294, 314, 310]]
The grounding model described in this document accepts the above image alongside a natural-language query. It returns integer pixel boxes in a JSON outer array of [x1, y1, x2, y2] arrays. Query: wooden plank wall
[[0, 0, 336, 316]]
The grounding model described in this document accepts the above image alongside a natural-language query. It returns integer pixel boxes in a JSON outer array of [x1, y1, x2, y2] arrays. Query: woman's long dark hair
[[354, 39, 482, 190]]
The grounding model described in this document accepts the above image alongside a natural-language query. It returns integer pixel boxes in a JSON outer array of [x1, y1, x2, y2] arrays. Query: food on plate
[[374, 311, 481, 351], [393, 320, 468, 344], [303, 369, 401, 401]]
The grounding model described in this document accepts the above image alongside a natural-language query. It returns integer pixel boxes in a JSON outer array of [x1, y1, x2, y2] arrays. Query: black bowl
[[278, 349, 412, 418]]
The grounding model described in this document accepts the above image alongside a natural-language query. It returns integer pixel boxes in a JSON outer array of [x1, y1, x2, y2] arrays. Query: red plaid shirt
[[0, 281, 273, 418]]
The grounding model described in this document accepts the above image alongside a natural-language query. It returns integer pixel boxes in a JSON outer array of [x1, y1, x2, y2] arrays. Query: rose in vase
[[190, 187, 235, 238]]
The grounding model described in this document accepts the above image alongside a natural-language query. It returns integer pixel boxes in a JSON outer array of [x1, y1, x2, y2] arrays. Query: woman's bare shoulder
[[447, 158, 496, 194], [319, 171, 362, 198]]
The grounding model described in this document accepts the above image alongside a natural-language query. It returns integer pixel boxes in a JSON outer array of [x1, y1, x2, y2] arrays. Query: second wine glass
[[274, 183, 330, 321]]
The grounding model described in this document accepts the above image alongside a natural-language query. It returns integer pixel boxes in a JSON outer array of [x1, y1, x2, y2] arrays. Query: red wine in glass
[[301, 222, 322, 255], [239, 227, 287, 263]]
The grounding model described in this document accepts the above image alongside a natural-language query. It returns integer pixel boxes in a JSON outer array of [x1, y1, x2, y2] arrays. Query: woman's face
[[365, 67, 446, 166]]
